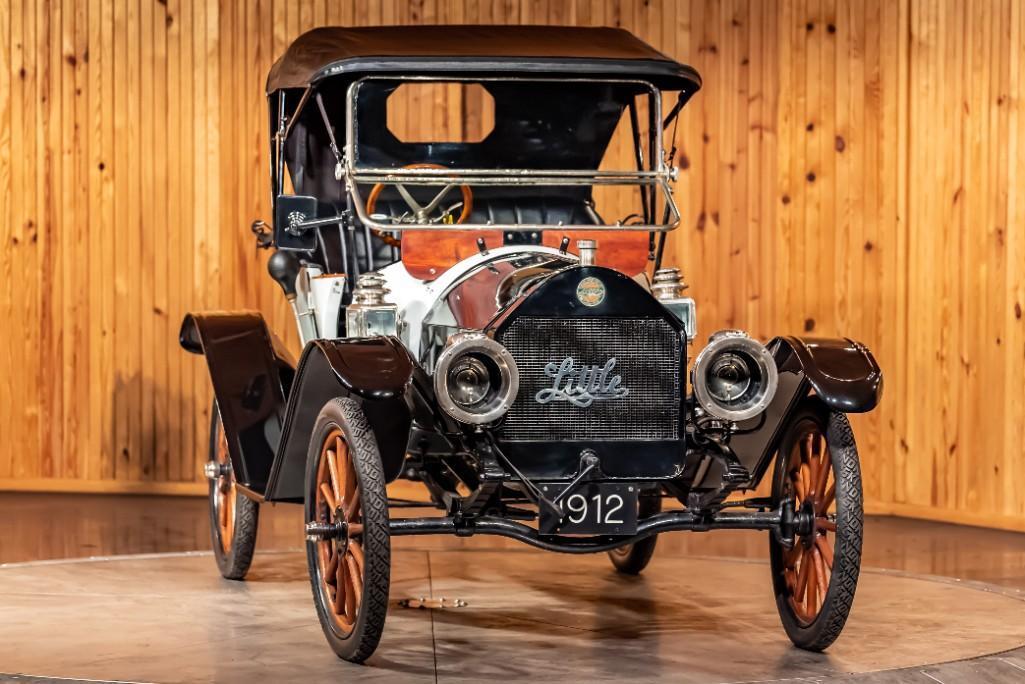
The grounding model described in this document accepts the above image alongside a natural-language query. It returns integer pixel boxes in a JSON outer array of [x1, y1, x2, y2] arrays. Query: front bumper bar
[[389, 508, 786, 554]]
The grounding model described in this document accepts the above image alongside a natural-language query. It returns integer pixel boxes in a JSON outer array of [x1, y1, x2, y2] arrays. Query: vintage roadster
[[181, 25, 882, 663]]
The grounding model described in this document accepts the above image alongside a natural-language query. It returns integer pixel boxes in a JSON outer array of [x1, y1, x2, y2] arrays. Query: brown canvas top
[[266, 25, 701, 93]]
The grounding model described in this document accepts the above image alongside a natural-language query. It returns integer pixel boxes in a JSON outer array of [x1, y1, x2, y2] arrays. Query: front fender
[[264, 336, 434, 502], [774, 336, 882, 413], [698, 335, 881, 491], [179, 312, 296, 494]]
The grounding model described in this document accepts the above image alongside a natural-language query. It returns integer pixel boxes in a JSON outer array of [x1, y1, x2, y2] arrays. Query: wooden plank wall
[[0, 1, 1022, 531]]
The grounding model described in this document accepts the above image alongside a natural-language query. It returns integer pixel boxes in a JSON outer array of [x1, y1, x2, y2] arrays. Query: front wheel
[[207, 401, 259, 580], [769, 401, 863, 651], [305, 398, 391, 664], [607, 494, 662, 574]]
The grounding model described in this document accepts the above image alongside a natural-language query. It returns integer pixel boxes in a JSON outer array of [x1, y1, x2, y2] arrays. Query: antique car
[[180, 25, 882, 663]]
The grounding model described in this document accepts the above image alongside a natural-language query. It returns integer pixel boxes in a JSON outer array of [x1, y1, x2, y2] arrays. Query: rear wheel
[[769, 401, 863, 651], [207, 401, 259, 580], [607, 494, 662, 575], [305, 398, 391, 663]]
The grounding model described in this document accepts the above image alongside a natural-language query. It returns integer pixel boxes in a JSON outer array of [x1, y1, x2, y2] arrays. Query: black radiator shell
[[489, 266, 687, 480]]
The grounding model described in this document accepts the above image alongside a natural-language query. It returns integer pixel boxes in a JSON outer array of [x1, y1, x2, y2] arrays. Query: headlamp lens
[[707, 352, 753, 402], [448, 356, 492, 407]]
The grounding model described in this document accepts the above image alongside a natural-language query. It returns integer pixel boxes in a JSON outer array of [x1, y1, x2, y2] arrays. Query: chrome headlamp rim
[[434, 332, 519, 425], [692, 330, 778, 422]]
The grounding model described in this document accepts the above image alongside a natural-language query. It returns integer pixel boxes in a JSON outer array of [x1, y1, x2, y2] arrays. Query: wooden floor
[[3, 492, 1024, 589], [2, 492, 1025, 683]]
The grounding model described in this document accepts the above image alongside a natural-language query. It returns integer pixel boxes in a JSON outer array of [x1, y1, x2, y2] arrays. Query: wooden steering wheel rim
[[365, 162, 473, 225]]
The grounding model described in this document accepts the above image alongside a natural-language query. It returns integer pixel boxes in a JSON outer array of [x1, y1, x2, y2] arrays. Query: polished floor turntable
[[1, 494, 1024, 683]]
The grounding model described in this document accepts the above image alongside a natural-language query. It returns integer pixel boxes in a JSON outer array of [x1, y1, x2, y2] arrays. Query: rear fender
[[264, 336, 437, 502], [179, 312, 296, 494]]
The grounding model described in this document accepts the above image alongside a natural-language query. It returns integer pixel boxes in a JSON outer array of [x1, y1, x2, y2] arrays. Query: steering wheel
[[366, 163, 474, 226]]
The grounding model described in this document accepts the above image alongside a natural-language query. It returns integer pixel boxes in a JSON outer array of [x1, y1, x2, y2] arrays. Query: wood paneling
[[0, 1, 1022, 531]]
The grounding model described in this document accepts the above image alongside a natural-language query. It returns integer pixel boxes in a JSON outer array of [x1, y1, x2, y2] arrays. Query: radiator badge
[[575, 276, 606, 307], [535, 357, 629, 408]]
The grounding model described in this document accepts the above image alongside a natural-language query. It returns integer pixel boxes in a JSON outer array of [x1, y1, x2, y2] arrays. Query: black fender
[[263, 336, 436, 503], [697, 336, 881, 491], [179, 312, 296, 494], [773, 336, 882, 413]]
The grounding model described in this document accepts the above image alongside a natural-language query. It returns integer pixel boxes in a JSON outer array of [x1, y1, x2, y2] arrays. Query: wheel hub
[[305, 519, 349, 544], [203, 460, 230, 481], [795, 501, 818, 541]]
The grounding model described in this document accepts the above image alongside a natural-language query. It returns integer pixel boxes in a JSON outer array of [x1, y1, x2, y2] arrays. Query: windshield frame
[[340, 75, 681, 234]]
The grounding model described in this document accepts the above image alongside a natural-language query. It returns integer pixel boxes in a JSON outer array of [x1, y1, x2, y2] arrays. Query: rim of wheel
[[213, 421, 235, 554], [783, 426, 837, 626], [314, 427, 365, 636]]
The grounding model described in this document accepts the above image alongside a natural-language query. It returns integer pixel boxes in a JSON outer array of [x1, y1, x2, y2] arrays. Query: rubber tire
[[607, 494, 662, 575], [769, 399, 863, 651], [208, 401, 259, 580], [305, 398, 391, 664]]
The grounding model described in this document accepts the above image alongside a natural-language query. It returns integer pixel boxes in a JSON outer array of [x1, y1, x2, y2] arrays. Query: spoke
[[794, 548, 811, 601], [817, 519, 837, 533], [814, 450, 832, 508], [792, 467, 807, 503], [421, 184, 457, 215], [343, 562, 356, 621], [815, 534, 834, 569], [802, 433, 814, 466], [348, 523, 364, 537], [325, 544, 339, 580], [221, 493, 232, 535], [344, 487, 361, 522], [395, 183, 425, 213], [819, 483, 836, 514], [346, 552, 363, 606], [812, 546, 829, 599], [335, 436, 348, 497], [344, 451, 357, 504], [784, 568, 797, 594], [785, 544, 802, 569], [800, 462, 813, 501], [806, 548, 819, 614], [814, 433, 826, 463], [334, 557, 347, 615], [319, 482, 338, 512], [326, 447, 342, 503], [349, 540, 365, 573], [808, 447, 821, 499]]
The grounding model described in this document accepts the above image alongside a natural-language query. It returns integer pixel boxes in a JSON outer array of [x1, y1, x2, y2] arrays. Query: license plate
[[538, 482, 639, 535]]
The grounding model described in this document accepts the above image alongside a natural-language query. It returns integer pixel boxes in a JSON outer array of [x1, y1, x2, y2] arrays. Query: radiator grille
[[498, 317, 681, 442]]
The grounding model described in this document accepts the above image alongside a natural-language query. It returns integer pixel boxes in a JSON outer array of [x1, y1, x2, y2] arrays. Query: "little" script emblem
[[534, 357, 630, 407]]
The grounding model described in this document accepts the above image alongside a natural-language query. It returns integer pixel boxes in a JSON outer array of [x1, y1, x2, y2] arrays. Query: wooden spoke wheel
[[206, 401, 258, 580], [305, 398, 390, 664], [608, 494, 662, 575], [769, 400, 863, 651], [314, 428, 366, 635]]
